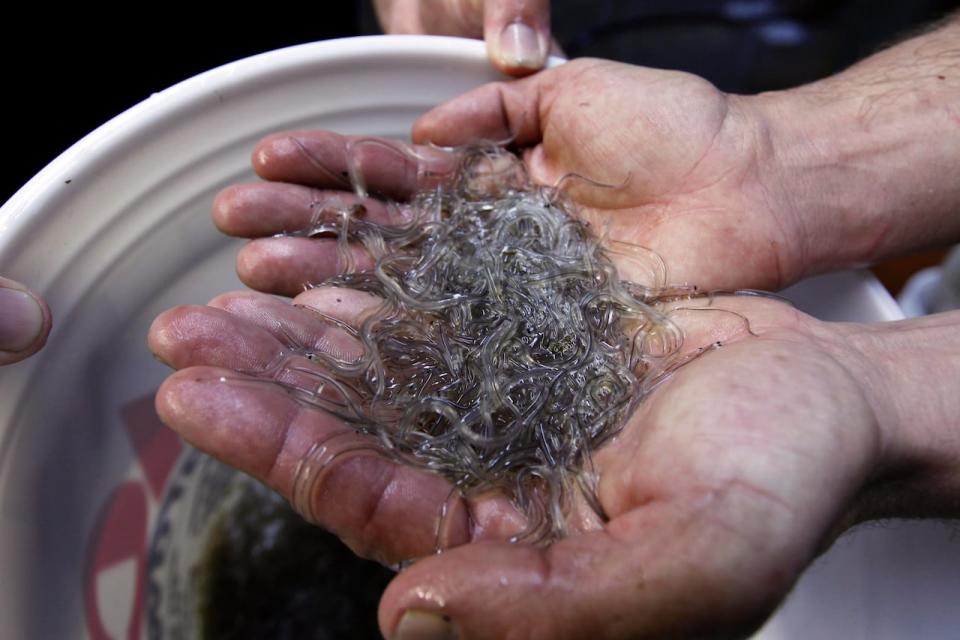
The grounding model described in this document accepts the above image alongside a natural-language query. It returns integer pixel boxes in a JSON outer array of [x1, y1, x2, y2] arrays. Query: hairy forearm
[[756, 14, 960, 277], [834, 309, 960, 522]]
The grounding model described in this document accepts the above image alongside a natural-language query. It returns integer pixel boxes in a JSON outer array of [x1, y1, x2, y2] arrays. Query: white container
[[1, 36, 949, 639]]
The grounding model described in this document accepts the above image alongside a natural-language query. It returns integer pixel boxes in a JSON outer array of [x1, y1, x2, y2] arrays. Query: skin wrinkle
[[531, 76, 545, 146], [802, 327, 885, 456], [846, 332, 955, 476], [263, 402, 305, 492], [307, 186, 326, 214], [308, 450, 394, 550], [290, 135, 351, 189], [760, 107, 818, 278], [718, 477, 797, 524], [435, 488, 467, 549], [752, 112, 820, 282], [219, 292, 363, 364], [671, 161, 741, 199], [597, 448, 662, 516], [360, 461, 403, 554], [715, 104, 793, 289], [672, 95, 731, 193], [696, 502, 777, 561], [496, 84, 515, 144], [531, 541, 555, 592], [533, 535, 629, 628], [544, 70, 792, 290], [604, 504, 786, 639]]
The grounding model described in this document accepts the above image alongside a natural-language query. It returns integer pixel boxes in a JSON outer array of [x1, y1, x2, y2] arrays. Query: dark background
[[2, 8, 363, 205]]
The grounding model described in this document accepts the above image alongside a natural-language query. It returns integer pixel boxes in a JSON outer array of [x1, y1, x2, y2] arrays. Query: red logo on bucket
[[83, 395, 182, 640]]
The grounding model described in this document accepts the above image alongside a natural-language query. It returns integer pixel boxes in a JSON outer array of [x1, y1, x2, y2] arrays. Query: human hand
[[376, 15, 960, 289], [226, 59, 810, 293], [150, 286, 907, 638], [412, 58, 822, 292], [374, 0, 552, 75], [0, 276, 51, 365]]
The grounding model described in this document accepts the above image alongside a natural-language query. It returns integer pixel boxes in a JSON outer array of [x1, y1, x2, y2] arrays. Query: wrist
[[744, 18, 960, 279], [827, 311, 960, 522], [746, 87, 879, 278]]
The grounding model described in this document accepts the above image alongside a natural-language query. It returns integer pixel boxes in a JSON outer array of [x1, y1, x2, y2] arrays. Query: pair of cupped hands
[[145, 53, 936, 640]]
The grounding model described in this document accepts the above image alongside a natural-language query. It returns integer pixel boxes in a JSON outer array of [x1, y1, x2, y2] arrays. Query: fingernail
[[498, 22, 545, 69], [0, 288, 44, 352], [393, 610, 458, 640]]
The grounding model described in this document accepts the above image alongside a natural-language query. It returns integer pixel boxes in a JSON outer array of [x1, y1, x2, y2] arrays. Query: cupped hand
[[0, 275, 51, 365], [224, 60, 811, 296], [375, 0, 553, 75], [150, 284, 886, 638], [412, 58, 819, 292]]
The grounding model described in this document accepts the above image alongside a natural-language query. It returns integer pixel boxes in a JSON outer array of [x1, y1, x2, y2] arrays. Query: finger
[[213, 182, 411, 239], [484, 0, 551, 76], [156, 366, 446, 562], [0, 276, 51, 366], [291, 285, 384, 325], [149, 292, 373, 373], [412, 71, 548, 147], [149, 300, 472, 562], [151, 293, 528, 561], [148, 300, 358, 423], [236, 237, 376, 297], [252, 131, 457, 200], [158, 363, 524, 564], [381, 499, 789, 640], [207, 290, 365, 363], [375, 0, 554, 76], [148, 301, 293, 372]]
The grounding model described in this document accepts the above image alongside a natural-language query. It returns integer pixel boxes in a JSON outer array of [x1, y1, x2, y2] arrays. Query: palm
[[151, 285, 876, 637], [575, 299, 878, 633], [415, 59, 802, 291]]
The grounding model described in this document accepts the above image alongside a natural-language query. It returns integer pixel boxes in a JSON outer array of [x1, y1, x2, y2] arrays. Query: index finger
[[252, 131, 458, 200]]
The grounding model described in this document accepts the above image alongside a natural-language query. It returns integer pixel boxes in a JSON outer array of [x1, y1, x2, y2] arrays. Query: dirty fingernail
[[0, 288, 44, 352], [498, 22, 544, 69], [393, 610, 458, 640]]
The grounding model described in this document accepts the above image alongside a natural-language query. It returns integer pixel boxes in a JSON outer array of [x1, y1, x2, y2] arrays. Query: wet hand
[[210, 57, 804, 297], [412, 58, 812, 292], [149, 287, 889, 638]]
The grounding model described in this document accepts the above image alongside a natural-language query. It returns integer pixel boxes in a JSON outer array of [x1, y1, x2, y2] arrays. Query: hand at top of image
[[375, 0, 553, 75]]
